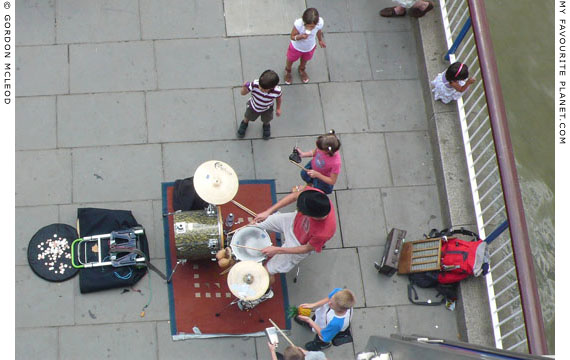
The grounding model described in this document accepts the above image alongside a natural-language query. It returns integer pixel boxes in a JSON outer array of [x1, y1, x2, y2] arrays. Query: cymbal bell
[[193, 160, 239, 205], [227, 260, 269, 301]]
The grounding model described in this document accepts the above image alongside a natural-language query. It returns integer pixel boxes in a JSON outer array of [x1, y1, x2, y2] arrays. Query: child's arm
[[450, 78, 475, 93], [267, 342, 279, 360], [299, 297, 329, 310], [306, 171, 338, 186], [297, 315, 324, 338], [317, 30, 326, 48], [240, 81, 251, 96], [295, 148, 317, 158], [290, 27, 308, 41], [275, 96, 282, 117]]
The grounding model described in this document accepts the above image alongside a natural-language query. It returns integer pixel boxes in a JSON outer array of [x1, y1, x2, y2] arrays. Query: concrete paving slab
[[72, 144, 162, 203], [15, 149, 72, 206], [357, 245, 413, 307], [340, 133, 392, 189], [15, 265, 75, 327], [16, 45, 69, 96], [385, 131, 436, 186], [350, 0, 411, 33], [155, 38, 242, 89], [57, 92, 147, 147], [336, 189, 387, 247], [58, 200, 158, 259], [251, 136, 323, 193], [396, 304, 460, 340], [156, 321, 257, 359], [15, 205, 59, 266], [363, 80, 428, 131], [366, 31, 419, 80], [319, 82, 368, 133], [69, 41, 156, 93], [224, 0, 306, 36], [74, 261, 169, 324], [307, 0, 351, 33], [15, 327, 58, 360], [351, 307, 399, 352], [15, 96, 57, 150], [284, 248, 365, 309], [381, 185, 443, 241], [325, 33, 373, 82], [233, 85, 325, 140], [146, 89, 236, 143], [152, 200, 167, 259], [162, 140, 256, 182], [140, 0, 225, 40], [239, 35, 329, 85], [15, 0, 56, 46], [56, 0, 140, 44], [59, 322, 157, 360]]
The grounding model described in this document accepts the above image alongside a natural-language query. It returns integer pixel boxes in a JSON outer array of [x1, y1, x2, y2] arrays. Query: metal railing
[[437, 0, 548, 355]]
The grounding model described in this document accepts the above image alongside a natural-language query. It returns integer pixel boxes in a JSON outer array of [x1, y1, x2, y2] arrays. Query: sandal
[[409, 1, 434, 18], [298, 68, 309, 83], [284, 69, 292, 85], [380, 6, 406, 17]]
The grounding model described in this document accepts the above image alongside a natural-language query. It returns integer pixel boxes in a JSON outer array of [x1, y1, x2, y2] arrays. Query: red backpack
[[437, 237, 489, 284]]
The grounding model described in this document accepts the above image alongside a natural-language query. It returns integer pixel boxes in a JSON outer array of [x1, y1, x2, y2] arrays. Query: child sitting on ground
[[431, 62, 476, 104], [237, 70, 282, 140], [294, 288, 355, 351], [295, 130, 341, 195]]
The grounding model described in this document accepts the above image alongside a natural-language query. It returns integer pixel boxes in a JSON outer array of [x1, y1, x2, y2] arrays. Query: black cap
[[297, 190, 331, 218]]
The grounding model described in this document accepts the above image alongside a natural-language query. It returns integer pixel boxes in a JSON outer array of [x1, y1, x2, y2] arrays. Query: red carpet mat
[[162, 180, 290, 339]]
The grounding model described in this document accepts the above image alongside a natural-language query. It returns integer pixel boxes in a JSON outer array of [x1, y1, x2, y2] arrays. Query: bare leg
[[298, 58, 309, 83], [285, 59, 293, 84]]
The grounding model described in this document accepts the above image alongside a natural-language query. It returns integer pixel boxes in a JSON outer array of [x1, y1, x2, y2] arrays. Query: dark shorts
[[244, 101, 273, 124], [300, 161, 334, 194]]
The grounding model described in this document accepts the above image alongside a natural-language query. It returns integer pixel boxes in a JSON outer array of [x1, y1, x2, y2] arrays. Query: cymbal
[[193, 160, 239, 205], [227, 260, 269, 301]]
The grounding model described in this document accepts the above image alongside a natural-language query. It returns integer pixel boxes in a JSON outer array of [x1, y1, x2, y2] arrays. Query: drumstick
[[226, 224, 248, 236], [268, 318, 296, 347], [289, 159, 306, 170], [230, 200, 257, 217], [232, 244, 263, 252]]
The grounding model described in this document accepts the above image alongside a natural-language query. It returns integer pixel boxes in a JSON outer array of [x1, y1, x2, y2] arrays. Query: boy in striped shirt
[[237, 70, 282, 140]]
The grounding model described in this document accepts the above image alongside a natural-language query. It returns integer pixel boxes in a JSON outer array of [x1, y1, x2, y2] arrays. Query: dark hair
[[259, 70, 279, 89], [445, 62, 469, 82], [316, 129, 341, 156], [302, 8, 320, 25]]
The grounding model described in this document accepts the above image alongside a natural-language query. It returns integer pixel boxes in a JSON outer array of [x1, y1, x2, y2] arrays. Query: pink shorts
[[286, 42, 316, 63]]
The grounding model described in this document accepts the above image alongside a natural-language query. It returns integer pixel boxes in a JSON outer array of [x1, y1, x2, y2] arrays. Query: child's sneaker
[[237, 121, 248, 138], [262, 123, 271, 139]]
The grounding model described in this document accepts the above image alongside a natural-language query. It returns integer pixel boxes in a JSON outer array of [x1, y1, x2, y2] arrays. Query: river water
[[484, 0, 555, 353]]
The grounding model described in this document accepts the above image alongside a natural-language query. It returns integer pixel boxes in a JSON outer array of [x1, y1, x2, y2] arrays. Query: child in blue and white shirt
[[295, 288, 355, 351]]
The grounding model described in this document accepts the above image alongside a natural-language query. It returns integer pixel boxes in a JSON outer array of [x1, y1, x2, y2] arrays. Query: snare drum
[[230, 226, 271, 262], [174, 208, 223, 260]]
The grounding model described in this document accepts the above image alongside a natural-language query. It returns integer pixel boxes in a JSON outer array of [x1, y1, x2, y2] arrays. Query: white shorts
[[256, 212, 311, 275]]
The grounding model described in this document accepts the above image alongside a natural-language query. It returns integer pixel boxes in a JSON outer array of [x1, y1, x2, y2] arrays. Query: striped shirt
[[247, 79, 282, 112]]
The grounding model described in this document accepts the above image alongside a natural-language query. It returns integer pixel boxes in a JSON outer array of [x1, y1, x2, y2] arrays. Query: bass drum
[[173, 208, 223, 260]]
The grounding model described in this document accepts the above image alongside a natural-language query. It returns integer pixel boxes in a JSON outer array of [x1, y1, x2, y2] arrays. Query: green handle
[[71, 238, 84, 269]]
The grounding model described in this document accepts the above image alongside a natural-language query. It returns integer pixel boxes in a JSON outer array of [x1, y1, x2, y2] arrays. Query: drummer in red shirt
[[252, 186, 336, 285]]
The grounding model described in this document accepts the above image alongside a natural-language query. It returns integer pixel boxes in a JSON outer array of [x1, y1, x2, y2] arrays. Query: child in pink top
[[296, 130, 341, 194]]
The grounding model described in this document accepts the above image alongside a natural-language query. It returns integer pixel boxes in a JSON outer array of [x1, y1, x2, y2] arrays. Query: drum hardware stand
[[205, 204, 217, 217], [162, 210, 182, 217], [166, 259, 187, 283], [214, 297, 265, 323]]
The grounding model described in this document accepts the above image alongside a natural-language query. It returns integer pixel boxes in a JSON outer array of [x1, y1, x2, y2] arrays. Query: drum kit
[[169, 160, 273, 311]]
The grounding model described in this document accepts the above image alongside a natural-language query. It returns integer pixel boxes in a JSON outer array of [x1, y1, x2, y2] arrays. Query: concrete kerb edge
[[410, 8, 495, 348]]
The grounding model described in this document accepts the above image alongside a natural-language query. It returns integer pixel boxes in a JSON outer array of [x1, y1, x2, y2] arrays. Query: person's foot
[[284, 69, 292, 85], [305, 339, 332, 351], [262, 123, 271, 139], [409, 1, 434, 17], [237, 121, 248, 138], [298, 68, 309, 83], [380, 6, 406, 17]]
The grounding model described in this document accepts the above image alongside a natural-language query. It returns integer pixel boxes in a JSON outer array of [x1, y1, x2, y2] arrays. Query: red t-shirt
[[292, 187, 336, 252]]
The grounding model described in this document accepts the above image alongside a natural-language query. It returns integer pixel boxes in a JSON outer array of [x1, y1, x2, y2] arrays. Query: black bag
[[332, 327, 353, 346], [173, 177, 209, 211]]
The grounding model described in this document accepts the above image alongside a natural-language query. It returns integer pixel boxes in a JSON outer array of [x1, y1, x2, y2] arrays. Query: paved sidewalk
[[15, 0, 460, 359]]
